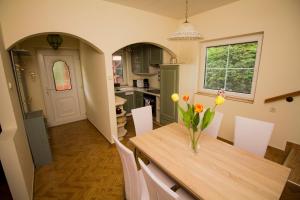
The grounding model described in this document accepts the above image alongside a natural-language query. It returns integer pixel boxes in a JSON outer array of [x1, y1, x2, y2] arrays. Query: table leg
[[134, 147, 141, 170]]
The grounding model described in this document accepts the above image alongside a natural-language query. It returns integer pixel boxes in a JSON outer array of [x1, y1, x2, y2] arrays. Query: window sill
[[195, 91, 254, 104]]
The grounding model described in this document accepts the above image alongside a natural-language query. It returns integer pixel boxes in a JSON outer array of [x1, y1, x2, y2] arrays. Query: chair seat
[[147, 162, 175, 188], [176, 188, 195, 200]]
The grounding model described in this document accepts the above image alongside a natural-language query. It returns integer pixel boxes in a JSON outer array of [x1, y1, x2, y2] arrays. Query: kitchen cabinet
[[131, 45, 144, 74], [135, 91, 144, 108], [116, 91, 135, 114], [131, 44, 162, 74], [160, 65, 179, 125], [149, 45, 163, 65], [24, 110, 52, 167]]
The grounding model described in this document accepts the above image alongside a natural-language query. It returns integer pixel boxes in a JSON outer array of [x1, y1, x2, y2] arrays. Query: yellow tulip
[[171, 93, 179, 102], [215, 95, 225, 105]]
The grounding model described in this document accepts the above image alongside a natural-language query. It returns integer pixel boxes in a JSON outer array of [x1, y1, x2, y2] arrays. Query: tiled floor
[[33, 118, 299, 200]]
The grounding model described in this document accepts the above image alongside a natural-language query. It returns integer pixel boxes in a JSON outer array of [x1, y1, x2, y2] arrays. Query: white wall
[[179, 0, 300, 150], [80, 41, 115, 142], [1, 1, 298, 198], [0, 27, 34, 200], [0, 0, 179, 145]]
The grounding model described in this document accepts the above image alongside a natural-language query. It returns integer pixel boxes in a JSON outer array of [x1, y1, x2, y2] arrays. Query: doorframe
[[37, 49, 86, 126]]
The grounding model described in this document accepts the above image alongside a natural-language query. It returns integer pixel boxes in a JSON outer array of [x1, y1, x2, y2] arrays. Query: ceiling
[[103, 0, 239, 19]]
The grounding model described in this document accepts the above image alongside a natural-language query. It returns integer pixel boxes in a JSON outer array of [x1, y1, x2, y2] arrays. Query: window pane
[[228, 42, 258, 69], [112, 55, 125, 84], [204, 41, 258, 94], [53, 61, 72, 91], [204, 68, 226, 90], [206, 45, 228, 68], [226, 68, 254, 94]]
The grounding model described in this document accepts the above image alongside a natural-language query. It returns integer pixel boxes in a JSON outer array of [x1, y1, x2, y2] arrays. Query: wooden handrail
[[264, 90, 300, 103]]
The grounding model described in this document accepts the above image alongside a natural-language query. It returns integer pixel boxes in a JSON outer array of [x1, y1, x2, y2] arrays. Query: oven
[[143, 93, 156, 117]]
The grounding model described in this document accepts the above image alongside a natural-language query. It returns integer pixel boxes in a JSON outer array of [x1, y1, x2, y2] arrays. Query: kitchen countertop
[[115, 86, 160, 97], [115, 96, 127, 106]]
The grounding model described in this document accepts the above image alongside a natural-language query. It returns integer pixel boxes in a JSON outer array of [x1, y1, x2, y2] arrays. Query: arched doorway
[[9, 33, 105, 127], [112, 42, 177, 139]]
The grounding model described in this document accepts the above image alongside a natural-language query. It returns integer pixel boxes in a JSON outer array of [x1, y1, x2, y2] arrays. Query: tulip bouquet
[[171, 90, 225, 153]]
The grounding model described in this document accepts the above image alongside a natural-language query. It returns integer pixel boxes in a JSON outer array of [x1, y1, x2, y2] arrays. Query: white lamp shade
[[169, 22, 202, 40]]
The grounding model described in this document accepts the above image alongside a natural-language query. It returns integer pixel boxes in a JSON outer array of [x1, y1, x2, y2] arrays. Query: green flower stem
[[190, 128, 199, 153], [212, 104, 217, 112], [195, 130, 201, 147]]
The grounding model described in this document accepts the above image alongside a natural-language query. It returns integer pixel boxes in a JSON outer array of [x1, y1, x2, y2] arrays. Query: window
[[52, 60, 72, 91], [112, 51, 127, 85], [199, 33, 263, 100]]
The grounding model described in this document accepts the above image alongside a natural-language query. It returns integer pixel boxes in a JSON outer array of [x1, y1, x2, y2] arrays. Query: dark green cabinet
[[142, 46, 150, 73], [24, 110, 52, 167], [160, 65, 179, 125], [116, 90, 146, 113], [131, 45, 144, 74], [131, 44, 162, 74], [135, 91, 144, 108], [116, 92, 135, 113]]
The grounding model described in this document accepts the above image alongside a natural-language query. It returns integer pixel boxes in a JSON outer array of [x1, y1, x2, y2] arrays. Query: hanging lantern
[[47, 34, 63, 50]]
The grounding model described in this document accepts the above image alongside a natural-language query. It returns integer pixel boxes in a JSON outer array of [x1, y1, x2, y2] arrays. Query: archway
[[7, 32, 104, 54], [8, 32, 115, 140], [112, 41, 177, 59], [112, 41, 178, 140]]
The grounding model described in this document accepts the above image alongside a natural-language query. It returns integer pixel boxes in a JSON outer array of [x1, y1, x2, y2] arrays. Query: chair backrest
[[131, 106, 153, 136], [113, 137, 141, 200], [139, 159, 179, 200], [202, 111, 224, 138], [234, 116, 274, 157]]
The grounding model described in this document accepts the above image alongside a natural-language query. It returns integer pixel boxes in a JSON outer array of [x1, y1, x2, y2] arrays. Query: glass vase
[[188, 128, 201, 153]]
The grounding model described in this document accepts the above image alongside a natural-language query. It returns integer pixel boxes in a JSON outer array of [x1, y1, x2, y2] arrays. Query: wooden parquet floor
[[34, 120, 125, 200], [34, 118, 299, 200]]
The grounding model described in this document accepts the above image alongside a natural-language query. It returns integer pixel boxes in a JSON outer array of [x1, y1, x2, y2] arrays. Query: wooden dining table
[[130, 123, 291, 200]]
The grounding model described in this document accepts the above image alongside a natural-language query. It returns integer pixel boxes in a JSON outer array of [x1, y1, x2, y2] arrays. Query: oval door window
[[52, 61, 72, 91]]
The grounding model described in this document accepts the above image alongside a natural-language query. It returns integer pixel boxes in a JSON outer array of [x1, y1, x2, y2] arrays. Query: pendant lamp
[[169, 0, 201, 40]]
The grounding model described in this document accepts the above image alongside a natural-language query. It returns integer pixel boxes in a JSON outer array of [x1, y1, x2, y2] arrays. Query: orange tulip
[[183, 95, 189, 102], [194, 104, 204, 113]]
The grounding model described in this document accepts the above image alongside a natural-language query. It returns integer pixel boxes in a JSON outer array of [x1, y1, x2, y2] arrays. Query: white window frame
[[198, 33, 263, 101]]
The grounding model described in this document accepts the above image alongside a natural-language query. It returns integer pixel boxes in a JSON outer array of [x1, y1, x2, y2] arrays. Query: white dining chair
[[234, 116, 274, 157], [113, 137, 175, 200], [202, 111, 224, 138], [131, 106, 153, 136], [139, 158, 195, 200]]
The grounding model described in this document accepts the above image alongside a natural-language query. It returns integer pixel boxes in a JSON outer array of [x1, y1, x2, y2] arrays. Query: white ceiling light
[[169, 0, 202, 40]]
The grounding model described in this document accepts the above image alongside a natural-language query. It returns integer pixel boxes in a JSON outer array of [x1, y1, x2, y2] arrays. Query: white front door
[[38, 50, 86, 126]]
